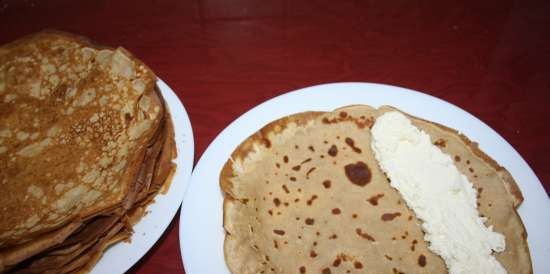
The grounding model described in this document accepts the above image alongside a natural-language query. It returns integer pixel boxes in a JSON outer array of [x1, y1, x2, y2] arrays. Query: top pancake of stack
[[0, 31, 167, 271]]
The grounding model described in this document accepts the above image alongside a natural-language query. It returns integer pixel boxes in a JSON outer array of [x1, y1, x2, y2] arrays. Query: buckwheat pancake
[[0, 31, 177, 273], [221, 105, 531, 274]]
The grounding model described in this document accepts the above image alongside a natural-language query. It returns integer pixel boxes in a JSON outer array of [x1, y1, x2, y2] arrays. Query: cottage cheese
[[371, 111, 506, 274]]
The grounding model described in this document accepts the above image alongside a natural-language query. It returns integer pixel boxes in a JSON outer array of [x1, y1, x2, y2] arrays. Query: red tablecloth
[[1, 1, 549, 273]]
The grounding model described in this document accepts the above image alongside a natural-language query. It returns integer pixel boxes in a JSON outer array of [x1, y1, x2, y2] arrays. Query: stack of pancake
[[0, 32, 176, 273]]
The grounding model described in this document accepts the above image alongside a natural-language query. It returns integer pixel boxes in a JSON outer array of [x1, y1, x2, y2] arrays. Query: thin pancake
[[0, 31, 163, 248], [221, 105, 531, 274], [6, 95, 175, 273], [0, 31, 177, 274]]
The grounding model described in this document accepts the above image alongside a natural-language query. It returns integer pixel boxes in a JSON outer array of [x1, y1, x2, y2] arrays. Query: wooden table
[[1, 0, 549, 273]]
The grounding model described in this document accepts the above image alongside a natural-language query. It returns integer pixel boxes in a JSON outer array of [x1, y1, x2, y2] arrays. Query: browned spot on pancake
[[344, 137, 362, 153], [273, 198, 281, 207], [323, 180, 331, 189], [284, 202, 289, 207], [305, 218, 315, 225], [367, 193, 384, 205], [268, 210, 273, 216], [344, 161, 371, 186], [392, 268, 405, 274], [124, 113, 132, 123], [434, 138, 446, 147], [316, 231, 321, 236], [384, 255, 393, 261], [477, 187, 484, 199], [308, 146, 315, 152], [263, 138, 271, 148], [356, 228, 375, 241], [354, 261, 363, 269], [454, 155, 461, 162], [301, 158, 312, 164], [306, 195, 318, 206], [292, 165, 301, 171], [273, 229, 285, 235], [313, 241, 318, 246], [418, 254, 427, 267], [340, 111, 348, 118], [408, 215, 413, 221], [294, 198, 300, 203], [352, 213, 358, 219], [328, 234, 337, 239], [333, 258, 341, 267], [299, 266, 306, 273], [310, 250, 318, 258], [282, 184, 290, 194], [306, 167, 316, 178], [275, 163, 280, 168], [273, 240, 279, 249], [290, 177, 297, 182], [322, 114, 372, 129], [284, 155, 289, 163], [381, 212, 401, 221], [295, 145, 299, 149], [392, 237, 397, 241], [265, 255, 270, 261], [321, 267, 331, 274], [469, 167, 475, 173], [328, 145, 338, 157], [241, 198, 249, 205], [466, 160, 471, 165], [332, 208, 341, 215], [410, 239, 418, 251]]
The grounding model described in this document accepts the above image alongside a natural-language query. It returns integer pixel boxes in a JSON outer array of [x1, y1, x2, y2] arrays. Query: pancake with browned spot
[[221, 105, 531, 274], [0, 31, 177, 273]]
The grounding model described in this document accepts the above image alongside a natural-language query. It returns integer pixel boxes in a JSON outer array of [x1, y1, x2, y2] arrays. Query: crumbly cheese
[[370, 111, 506, 274]]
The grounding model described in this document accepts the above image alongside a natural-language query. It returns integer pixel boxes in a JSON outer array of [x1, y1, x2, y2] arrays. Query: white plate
[[90, 79, 194, 274], [179, 82, 550, 274]]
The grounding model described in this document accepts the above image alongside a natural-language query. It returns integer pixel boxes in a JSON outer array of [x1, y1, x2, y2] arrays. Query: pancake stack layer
[[0, 32, 176, 274]]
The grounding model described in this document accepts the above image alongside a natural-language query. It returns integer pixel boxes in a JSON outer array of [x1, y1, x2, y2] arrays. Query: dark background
[[1, 0, 549, 273]]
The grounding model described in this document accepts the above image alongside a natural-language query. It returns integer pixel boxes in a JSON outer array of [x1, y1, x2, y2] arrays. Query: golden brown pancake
[[0, 31, 177, 273], [221, 105, 531, 274]]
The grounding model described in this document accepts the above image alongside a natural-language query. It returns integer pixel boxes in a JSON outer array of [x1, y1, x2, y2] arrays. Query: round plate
[[179, 82, 550, 274], [90, 79, 194, 274]]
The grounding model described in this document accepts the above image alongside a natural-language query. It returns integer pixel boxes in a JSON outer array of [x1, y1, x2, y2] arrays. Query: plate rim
[[179, 81, 549, 274]]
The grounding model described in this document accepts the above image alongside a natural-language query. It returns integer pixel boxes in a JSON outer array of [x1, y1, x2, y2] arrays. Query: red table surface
[[1, 0, 549, 273]]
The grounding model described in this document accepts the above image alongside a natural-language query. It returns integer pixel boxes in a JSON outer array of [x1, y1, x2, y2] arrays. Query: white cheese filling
[[370, 111, 506, 274]]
